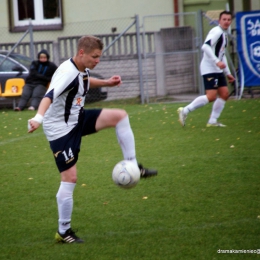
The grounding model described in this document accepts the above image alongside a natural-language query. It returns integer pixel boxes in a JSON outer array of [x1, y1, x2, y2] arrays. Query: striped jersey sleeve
[[200, 25, 230, 75]]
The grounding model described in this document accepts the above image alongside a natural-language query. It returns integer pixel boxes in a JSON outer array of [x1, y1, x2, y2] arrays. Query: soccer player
[[28, 35, 157, 243], [178, 11, 235, 127]]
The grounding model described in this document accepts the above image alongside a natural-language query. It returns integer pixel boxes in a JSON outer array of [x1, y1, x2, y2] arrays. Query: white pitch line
[[0, 132, 43, 146], [0, 218, 255, 248]]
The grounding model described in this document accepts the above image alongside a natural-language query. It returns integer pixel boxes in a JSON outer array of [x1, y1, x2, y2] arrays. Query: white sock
[[116, 115, 137, 165], [56, 182, 76, 234], [183, 95, 209, 115], [208, 98, 226, 124]]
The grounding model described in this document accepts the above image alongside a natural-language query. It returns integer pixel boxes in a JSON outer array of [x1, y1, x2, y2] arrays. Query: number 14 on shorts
[[54, 148, 74, 164]]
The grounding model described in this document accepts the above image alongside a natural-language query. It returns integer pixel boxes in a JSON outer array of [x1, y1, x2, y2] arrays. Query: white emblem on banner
[[241, 14, 260, 77]]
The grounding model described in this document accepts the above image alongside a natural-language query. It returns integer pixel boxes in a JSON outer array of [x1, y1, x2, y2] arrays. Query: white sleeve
[[222, 55, 231, 75], [201, 43, 220, 64], [201, 27, 222, 64]]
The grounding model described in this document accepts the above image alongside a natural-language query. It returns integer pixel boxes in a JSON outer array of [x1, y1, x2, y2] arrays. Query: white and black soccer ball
[[112, 160, 140, 189]]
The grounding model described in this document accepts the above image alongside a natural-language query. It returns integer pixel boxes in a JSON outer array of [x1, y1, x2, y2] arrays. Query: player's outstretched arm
[[28, 97, 52, 133], [227, 74, 235, 83], [89, 75, 122, 88]]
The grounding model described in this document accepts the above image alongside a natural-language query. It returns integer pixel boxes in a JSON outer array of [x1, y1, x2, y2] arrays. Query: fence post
[[197, 10, 204, 95], [53, 41, 60, 65], [154, 32, 166, 96], [135, 14, 145, 104], [29, 19, 34, 60]]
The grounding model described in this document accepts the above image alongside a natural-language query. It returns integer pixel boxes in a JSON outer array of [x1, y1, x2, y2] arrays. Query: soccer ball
[[112, 160, 140, 189]]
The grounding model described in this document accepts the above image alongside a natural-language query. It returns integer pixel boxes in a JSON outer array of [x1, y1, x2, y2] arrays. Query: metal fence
[[142, 12, 203, 103], [0, 16, 143, 104], [0, 12, 238, 105]]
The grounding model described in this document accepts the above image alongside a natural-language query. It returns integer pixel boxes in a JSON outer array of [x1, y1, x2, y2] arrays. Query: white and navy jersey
[[43, 58, 89, 141], [200, 25, 231, 76]]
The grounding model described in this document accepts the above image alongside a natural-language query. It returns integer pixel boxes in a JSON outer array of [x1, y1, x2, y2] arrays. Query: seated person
[[14, 49, 57, 111]]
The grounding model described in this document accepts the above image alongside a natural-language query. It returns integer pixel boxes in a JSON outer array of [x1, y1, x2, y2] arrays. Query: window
[[0, 56, 18, 72], [10, 0, 63, 31]]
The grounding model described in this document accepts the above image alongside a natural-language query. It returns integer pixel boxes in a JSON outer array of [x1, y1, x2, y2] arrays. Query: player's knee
[[220, 93, 229, 100], [69, 176, 77, 183], [207, 95, 217, 102], [111, 109, 128, 123], [61, 176, 77, 183], [97, 109, 129, 129], [218, 87, 229, 100], [61, 168, 77, 183], [118, 109, 128, 120]]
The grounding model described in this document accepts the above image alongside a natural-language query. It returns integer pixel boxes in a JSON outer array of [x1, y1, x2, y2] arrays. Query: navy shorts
[[203, 73, 227, 90], [49, 109, 102, 172]]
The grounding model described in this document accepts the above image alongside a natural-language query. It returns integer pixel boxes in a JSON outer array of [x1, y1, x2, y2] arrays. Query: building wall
[[63, 0, 173, 23], [182, 0, 260, 13], [182, 0, 227, 13], [251, 0, 260, 10], [0, 1, 173, 29], [0, 0, 258, 43], [0, 0, 173, 43], [0, 1, 9, 28]]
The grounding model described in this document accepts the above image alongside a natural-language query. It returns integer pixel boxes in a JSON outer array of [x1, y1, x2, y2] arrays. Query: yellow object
[[1, 78, 25, 109], [1, 78, 25, 97]]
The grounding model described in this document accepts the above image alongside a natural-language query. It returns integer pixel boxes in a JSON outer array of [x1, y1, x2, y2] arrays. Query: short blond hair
[[77, 35, 104, 53]]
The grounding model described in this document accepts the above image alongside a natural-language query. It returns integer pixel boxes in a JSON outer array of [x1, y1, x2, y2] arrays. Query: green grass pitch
[[0, 98, 260, 259]]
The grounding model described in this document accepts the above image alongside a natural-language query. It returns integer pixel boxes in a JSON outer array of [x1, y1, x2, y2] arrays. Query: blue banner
[[236, 10, 260, 87]]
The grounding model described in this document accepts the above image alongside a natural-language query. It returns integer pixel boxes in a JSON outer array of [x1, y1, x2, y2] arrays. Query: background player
[[178, 11, 235, 127]]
